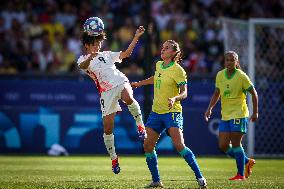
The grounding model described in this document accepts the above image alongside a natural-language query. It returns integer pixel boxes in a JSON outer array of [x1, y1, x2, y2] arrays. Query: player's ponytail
[[167, 40, 183, 64], [174, 51, 183, 64]]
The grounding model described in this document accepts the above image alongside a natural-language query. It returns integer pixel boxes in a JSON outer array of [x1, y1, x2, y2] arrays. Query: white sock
[[103, 133, 117, 160], [127, 100, 143, 125]]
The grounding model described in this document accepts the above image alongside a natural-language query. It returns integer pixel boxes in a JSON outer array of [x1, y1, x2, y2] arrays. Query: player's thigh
[[103, 112, 116, 134], [101, 87, 122, 117], [219, 132, 231, 151], [144, 127, 160, 153], [145, 112, 164, 134], [120, 82, 134, 105], [168, 127, 185, 152], [228, 118, 247, 147]]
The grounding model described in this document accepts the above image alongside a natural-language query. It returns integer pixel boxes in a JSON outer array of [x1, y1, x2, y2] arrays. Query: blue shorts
[[219, 118, 248, 133], [145, 111, 183, 134]]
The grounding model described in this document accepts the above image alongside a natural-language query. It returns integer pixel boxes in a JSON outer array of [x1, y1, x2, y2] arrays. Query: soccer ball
[[83, 17, 104, 36]]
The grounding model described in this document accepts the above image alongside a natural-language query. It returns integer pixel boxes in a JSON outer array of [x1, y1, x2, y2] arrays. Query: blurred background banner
[[0, 79, 99, 106], [0, 77, 221, 155]]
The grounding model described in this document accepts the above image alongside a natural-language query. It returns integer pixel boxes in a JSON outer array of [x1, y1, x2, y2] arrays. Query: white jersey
[[77, 51, 128, 94]]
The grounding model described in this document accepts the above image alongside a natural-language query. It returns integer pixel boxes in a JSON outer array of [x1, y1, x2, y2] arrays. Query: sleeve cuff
[[177, 81, 187, 87], [245, 85, 253, 91]]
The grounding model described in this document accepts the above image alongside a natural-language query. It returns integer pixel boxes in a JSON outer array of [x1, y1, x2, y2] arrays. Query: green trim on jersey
[[177, 81, 187, 87], [246, 85, 253, 91], [225, 68, 237, 80], [243, 85, 253, 94], [161, 61, 175, 69]]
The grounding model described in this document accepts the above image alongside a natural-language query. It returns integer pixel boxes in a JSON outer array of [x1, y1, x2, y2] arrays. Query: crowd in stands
[[0, 0, 283, 76]]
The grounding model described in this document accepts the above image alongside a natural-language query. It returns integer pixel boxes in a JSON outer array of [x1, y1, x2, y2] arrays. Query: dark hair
[[236, 61, 242, 70], [166, 40, 183, 64], [225, 51, 242, 70], [81, 32, 106, 45]]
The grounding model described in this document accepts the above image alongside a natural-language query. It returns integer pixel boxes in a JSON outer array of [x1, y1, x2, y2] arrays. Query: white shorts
[[100, 83, 126, 117]]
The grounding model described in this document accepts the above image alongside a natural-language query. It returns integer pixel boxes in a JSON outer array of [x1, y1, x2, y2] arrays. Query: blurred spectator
[[33, 31, 58, 72], [55, 2, 77, 31], [0, 0, 283, 76]]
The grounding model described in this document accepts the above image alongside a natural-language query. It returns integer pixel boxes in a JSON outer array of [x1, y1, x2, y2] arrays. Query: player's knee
[[173, 142, 185, 152], [219, 143, 227, 152], [143, 142, 155, 153], [124, 96, 134, 105], [104, 130, 112, 135]]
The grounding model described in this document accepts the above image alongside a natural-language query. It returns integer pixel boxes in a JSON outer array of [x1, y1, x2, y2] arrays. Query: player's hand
[[168, 97, 176, 109], [131, 82, 140, 89], [250, 113, 258, 122], [135, 26, 145, 38], [204, 109, 212, 122]]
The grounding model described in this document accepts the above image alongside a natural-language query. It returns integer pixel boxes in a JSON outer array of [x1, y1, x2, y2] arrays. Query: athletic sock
[[179, 147, 203, 179], [226, 145, 249, 164], [127, 100, 143, 125], [145, 151, 160, 182], [103, 133, 117, 160], [233, 147, 245, 176]]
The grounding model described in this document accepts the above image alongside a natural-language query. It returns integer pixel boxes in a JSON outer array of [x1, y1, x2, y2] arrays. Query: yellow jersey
[[152, 61, 187, 114], [216, 68, 253, 120]]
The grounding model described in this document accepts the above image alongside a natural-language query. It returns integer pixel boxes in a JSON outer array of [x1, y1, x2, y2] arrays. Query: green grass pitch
[[0, 156, 283, 189]]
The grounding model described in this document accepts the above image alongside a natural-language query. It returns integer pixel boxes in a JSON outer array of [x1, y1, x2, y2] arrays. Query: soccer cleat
[[137, 124, 147, 141], [229, 173, 246, 181], [144, 181, 164, 188], [245, 158, 256, 178], [197, 177, 207, 188], [112, 157, 120, 174]]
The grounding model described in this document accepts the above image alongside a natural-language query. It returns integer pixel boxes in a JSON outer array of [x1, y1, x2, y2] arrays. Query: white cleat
[[144, 181, 164, 188], [197, 177, 207, 188]]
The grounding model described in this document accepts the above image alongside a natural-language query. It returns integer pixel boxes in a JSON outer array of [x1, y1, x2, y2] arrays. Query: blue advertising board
[[0, 78, 221, 155]]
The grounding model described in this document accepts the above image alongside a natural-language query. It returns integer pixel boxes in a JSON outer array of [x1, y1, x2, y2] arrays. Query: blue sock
[[145, 151, 160, 182], [179, 147, 203, 179], [226, 145, 249, 164], [233, 147, 245, 176]]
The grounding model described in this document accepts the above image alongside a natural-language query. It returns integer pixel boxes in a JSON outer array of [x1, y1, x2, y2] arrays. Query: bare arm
[[131, 76, 154, 88], [78, 54, 97, 70], [248, 87, 259, 122], [204, 88, 220, 121], [119, 26, 145, 60], [168, 85, 187, 109]]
